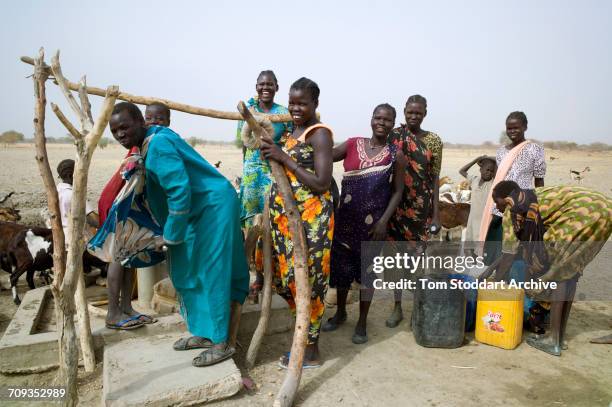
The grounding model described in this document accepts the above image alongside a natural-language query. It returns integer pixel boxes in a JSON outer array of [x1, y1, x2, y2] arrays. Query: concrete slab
[[103, 333, 241, 406], [0, 287, 185, 374], [0, 287, 58, 372], [0, 287, 291, 373]]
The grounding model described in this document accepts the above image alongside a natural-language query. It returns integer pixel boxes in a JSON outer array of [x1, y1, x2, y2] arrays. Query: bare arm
[[260, 128, 333, 194], [431, 175, 440, 231], [480, 252, 516, 281], [333, 141, 348, 162], [381, 151, 406, 224], [459, 155, 486, 178]]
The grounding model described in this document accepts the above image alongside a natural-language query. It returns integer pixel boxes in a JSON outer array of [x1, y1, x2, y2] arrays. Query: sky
[[1, 0, 611, 144]]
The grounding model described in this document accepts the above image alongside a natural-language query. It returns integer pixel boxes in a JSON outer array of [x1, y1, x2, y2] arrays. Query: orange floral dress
[[268, 124, 334, 344]]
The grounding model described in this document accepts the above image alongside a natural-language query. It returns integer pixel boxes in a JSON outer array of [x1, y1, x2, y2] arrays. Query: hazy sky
[[2, 1, 611, 144]]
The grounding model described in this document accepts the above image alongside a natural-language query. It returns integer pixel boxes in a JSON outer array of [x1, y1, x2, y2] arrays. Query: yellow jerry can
[[475, 288, 524, 350]]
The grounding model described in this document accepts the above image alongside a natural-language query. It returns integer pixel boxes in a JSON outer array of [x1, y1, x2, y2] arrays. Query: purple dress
[[331, 137, 397, 289]]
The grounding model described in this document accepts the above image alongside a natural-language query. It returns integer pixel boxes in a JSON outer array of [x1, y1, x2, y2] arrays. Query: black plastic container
[[412, 274, 466, 348]]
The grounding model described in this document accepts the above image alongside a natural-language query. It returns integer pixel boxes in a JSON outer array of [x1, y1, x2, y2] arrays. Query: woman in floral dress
[[386, 94, 443, 328], [260, 77, 334, 368]]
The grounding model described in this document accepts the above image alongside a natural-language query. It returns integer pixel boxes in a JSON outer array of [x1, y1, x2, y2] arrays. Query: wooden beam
[[21, 56, 293, 123]]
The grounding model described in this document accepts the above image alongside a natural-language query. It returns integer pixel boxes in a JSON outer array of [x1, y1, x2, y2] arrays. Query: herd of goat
[[0, 192, 106, 304]]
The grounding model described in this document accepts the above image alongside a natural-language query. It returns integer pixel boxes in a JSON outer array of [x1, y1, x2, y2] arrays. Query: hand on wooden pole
[[237, 101, 311, 407]]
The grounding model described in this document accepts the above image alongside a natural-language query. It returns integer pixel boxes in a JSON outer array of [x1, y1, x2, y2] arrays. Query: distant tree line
[[0, 130, 25, 144], [2, 129, 609, 151], [444, 140, 612, 151]]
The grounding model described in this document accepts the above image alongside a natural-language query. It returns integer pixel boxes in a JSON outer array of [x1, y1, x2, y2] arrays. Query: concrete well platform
[[103, 333, 241, 406], [0, 286, 292, 373]]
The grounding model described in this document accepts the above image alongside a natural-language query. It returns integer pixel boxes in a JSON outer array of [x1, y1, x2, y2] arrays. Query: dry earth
[[1, 143, 611, 406]]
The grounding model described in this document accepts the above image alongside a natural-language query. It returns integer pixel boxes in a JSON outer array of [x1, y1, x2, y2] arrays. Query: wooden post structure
[[29, 49, 119, 406], [245, 197, 273, 369], [20, 56, 291, 123], [31, 46, 69, 390], [49, 52, 104, 374], [237, 102, 311, 407]]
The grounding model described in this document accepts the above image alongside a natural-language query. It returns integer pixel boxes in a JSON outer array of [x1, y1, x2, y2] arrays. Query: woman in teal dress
[[109, 102, 250, 367], [237, 70, 291, 229]]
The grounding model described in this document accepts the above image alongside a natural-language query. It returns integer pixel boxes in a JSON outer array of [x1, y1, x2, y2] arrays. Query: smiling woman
[[237, 71, 292, 230], [259, 77, 334, 369], [323, 103, 406, 345], [385, 94, 443, 328]]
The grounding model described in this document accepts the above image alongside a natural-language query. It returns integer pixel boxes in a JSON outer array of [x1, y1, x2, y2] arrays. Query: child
[[56, 159, 98, 246], [459, 155, 497, 245], [144, 102, 171, 127]]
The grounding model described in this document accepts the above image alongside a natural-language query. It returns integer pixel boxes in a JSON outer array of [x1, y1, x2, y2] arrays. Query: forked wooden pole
[[32, 47, 70, 397], [245, 196, 273, 369], [50, 51, 99, 374], [237, 102, 311, 407], [27, 49, 119, 406]]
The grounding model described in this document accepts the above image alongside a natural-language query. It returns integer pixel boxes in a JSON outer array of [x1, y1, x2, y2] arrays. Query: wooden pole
[[49, 51, 99, 373], [245, 196, 273, 369], [21, 56, 292, 123], [32, 47, 70, 396], [237, 102, 311, 407], [27, 49, 119, 405]]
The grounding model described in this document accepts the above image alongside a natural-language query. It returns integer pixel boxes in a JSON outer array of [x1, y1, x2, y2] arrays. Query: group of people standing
[[237, 70, 612, 364], [238, 72, 447, 367], [76, 69, 612, 369]]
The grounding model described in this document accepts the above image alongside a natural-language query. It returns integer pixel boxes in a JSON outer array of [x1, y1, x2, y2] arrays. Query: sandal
[[590, 333, 612, 344], [278, 352, 322, 370], [173, 336, 214, 351], [133, 313, 158, 324], [106, 317, 144, 330], [192, 345, 235, 367], [321, 312, 347, 332], [526, 335, 561, 356], [351, 332, 369, 345]]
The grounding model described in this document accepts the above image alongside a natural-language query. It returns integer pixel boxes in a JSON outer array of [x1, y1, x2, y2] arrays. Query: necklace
[[369, 139, 385, 149]]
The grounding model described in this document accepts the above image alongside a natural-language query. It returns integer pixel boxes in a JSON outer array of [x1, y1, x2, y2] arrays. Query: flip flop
[[173, 336, 214, 351], [321, 313, 347, 332], [278, 352, 322, 370], [526, 335, 561, 356], [352, 332, 369, 345], [590, 333, 612, 344], [192, 346, 235, 367], [106, 317, 144, 330], [133, 313, 158, 324]]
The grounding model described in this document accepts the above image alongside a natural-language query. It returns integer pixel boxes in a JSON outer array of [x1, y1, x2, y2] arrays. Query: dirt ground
[[1, 143, 611, 406]]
